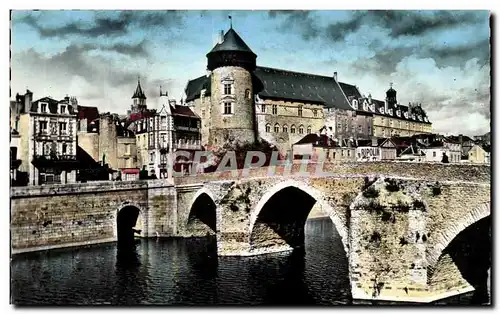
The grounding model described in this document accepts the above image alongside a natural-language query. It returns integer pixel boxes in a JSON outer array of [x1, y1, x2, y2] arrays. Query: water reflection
[[10, 218, 489, 306]]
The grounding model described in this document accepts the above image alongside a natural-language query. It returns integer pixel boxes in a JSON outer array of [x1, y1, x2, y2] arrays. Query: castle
[[184, 25, 432, 155]]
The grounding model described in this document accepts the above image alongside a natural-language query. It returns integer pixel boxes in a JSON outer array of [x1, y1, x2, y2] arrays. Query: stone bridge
[[10, 162, 491, 303]]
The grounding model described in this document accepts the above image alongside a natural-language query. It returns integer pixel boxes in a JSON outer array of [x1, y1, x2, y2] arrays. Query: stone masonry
[[10, 161, 490, 303]]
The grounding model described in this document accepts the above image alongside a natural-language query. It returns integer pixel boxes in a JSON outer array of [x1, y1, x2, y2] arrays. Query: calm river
[[10, 218, 487, 306]]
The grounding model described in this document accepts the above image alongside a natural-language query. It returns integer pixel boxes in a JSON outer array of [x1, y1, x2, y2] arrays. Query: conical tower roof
[[206, 27, 257, 71], [132, 78, 147, 99], [209, 28, 255, 55]]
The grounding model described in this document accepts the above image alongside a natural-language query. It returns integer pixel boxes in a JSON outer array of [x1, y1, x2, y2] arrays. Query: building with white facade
[[16, 92, 79, 185]]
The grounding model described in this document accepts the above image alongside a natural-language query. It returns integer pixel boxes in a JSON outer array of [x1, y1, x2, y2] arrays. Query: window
[[223, 102, 232, 115], [381, 118, 385, 125], [291, 125, 296, 134], [433, 151, 436, 157], [274, 123, 280, 133], [299, 125, 304, 134], [358, 125, 363, 133], [161, 117, 167, 130], [265, 124, 271, 133], [161, 135, 166, 147], [313, 109, 318, 117], [298, 105, 303, 117], [224, 83, 232, 95], [41, 103, 47, 113], [39, 121, 48, 134], [272, 105, 278, 115], [62, 143, 67, 154], [348, 150, 351, 157], [307, 126, 312, 134], [245, 89, 251, 99], [150, 152, 155, 163], [283, 125, 288, 133], [59, 122, 67, 134], [326, 150, 330, 159], [60, 105, 66, 114], [125, 143, 130, 155]]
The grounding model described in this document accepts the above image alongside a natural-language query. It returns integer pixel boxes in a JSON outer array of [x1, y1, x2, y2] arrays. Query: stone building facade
[[184, 26, 433, 156], [16, 92, 80, 185]]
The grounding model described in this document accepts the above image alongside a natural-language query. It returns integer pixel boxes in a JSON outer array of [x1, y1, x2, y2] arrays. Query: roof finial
[[389, 82, 393, 89], [228, 15, 232, 29]]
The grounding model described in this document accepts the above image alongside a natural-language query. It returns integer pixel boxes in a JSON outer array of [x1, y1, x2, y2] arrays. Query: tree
[[205, 139, 281, 172]]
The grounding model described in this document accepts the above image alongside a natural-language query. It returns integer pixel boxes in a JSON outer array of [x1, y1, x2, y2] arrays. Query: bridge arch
[[116, 203, 145, 245], [427, 202, 490, 271], [186, 188, 217, 236], [248, 180, 349, 255]]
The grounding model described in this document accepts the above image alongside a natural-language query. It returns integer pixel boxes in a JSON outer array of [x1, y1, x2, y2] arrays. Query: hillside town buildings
[[184, 26, 433, 156], [9, 25, 489, 186]]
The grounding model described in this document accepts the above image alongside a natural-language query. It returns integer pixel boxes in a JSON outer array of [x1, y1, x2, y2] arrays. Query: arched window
[[62, 143, 67, 154], [274, 123, 280, 133], [290, 125, 296, 134], [307, 126, 312, 134], [282, 124, 288, 133], [299, 125, 304, 134], [265, 124, 271, 133]]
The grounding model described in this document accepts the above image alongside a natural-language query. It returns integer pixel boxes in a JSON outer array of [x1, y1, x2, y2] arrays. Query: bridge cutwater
[[10, 161, 491, 303]]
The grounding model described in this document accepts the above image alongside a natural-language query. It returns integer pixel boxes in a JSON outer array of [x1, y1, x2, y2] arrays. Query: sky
[[10, 10, 491, 136]]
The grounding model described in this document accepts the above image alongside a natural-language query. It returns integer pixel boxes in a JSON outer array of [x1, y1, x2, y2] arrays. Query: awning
[[121, 168, 140, 174]]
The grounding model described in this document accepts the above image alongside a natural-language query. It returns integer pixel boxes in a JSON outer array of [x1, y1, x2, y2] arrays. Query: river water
[[10, 218, 487, 306]]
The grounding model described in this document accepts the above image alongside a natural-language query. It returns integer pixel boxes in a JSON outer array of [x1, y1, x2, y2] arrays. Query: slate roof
[[294, 133, 356, 148], [132, 79, 147, 99], [184, 68, 431, 124], [208, 28, 255, 55], [30, 97, 76, 115], [185, 75, 211, 102], [77, 105, 99, 122], [185, 66, 352, 110], [171, 105, 200, 119], [355, 96, 432, 125]]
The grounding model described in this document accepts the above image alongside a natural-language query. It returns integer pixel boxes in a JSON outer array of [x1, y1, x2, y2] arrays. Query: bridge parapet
[[174, 162, 491, 186]]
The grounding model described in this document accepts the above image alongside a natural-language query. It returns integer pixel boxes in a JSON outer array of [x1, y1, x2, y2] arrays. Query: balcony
[[174, 142, 202, 150], [176, 125, 199, 132], [32, 154, 79, 170]]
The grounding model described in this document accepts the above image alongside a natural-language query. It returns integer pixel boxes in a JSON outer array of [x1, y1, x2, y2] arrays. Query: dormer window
[[388, 109, 393, 115], [363, 100, 369, 111], [396, 110, 401, 117], [404, 112, 409, 118], [60, 105, 66, 114], [352, 99, 358, 109], [380, 107, 385, 114], [41, 103, 47, 113]]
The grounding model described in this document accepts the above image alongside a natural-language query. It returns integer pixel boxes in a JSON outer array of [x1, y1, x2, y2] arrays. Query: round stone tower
[[206, 26, 257, 147]]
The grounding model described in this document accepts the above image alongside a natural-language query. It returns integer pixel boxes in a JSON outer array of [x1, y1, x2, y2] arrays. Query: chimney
[[333, 72, 338, 82], [218, 30, 224, 44], [368, 93, 372, 103], [23, 90, 32, 113], [459, 134, 463, 145], [65, 95, 70, 101]]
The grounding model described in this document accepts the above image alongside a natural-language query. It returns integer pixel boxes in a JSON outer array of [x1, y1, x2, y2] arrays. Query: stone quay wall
[[10, 180, 177, 254]]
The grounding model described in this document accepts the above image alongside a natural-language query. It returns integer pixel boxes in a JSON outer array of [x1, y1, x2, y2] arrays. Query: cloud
[[15, 10, 185, 39]]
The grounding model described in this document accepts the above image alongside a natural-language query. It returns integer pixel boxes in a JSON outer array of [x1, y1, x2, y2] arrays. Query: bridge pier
[[349, 177, 475, 303]]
